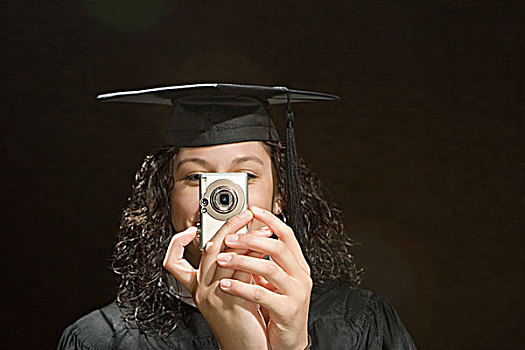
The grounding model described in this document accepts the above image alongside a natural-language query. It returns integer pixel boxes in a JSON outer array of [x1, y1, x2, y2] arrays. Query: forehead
[[173, 141, 271, 165]]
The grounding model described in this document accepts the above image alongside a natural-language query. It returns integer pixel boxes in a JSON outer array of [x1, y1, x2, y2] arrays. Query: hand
[[218, 206, 312, 350], [163, 210, 270, 350]]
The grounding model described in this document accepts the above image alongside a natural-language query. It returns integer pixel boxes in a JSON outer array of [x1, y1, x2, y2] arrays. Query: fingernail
[[254, 227, 272, 236], [217, 253, 232, 262], [181, 226, 197, 234], [251, 206, 263, 214], [225, 234, 238, 243], [239, 210, 251, 219], [204, 241, 214, 252], [220, 279, 232, 288]]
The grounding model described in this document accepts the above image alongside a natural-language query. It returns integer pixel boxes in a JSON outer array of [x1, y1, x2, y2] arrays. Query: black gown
[[58, 284, 417, 349]]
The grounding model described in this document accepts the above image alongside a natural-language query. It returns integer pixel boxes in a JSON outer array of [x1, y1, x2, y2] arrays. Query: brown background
[[1, 1, 523, 349]]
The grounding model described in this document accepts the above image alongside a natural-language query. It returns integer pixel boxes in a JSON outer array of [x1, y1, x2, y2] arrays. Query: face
[[170, 141, 282, 266]]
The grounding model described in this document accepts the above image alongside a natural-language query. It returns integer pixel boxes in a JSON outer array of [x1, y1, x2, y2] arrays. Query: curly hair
[[112, 142, 362, 336]]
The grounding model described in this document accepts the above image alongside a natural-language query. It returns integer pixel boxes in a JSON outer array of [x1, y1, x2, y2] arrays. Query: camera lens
[[219, 193, 230, 206], [210, 186, 238, 214]]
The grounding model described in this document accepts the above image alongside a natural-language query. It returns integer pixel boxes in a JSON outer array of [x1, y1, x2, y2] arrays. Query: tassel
[[284, 91, 309, 262]]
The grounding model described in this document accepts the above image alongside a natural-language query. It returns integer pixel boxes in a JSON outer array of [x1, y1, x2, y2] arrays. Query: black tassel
[[284, 91, 309, 263]]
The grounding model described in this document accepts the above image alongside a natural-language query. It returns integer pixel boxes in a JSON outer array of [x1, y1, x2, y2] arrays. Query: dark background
[[2, 1, 523, 349]]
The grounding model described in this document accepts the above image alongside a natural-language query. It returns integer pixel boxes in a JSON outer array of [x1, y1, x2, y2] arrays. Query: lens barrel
[[211, 186, 238, 213]]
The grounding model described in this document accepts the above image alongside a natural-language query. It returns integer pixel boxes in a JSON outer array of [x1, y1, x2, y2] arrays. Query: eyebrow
[[176, 156, 264, 171], [176, 158, 210, 170], [232, 156, 264, 166]]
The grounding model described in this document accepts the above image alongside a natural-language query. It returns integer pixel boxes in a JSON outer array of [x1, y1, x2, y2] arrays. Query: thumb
[[163, 226, 198, 292]]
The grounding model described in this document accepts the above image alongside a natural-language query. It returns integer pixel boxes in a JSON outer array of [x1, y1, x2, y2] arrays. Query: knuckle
[[268, 261, 283, 277], [305, 276, 313, 290], [239, 234, 252, 245], [305, 263, 312, 276], [162, 255, 174, 271], [266, 261, 280, 275], [252, 287, 265, 303], [229, 254, 241, 267], [221, 221, 236, 234], [284, 226, 294, 237], [227, 215, 240, 226], [275, 240, 287, 255]]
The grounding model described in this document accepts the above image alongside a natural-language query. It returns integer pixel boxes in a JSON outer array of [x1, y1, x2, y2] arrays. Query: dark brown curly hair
[[112, 141, 362, 336]]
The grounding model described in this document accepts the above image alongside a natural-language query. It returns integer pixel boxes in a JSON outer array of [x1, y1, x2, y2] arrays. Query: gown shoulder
[[309, 283, 417, 349], [57, 303, 118, 350], [58, 286, 416, 349]]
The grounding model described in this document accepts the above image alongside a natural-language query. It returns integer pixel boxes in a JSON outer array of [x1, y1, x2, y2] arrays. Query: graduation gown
[[58, 284, 416, 349]]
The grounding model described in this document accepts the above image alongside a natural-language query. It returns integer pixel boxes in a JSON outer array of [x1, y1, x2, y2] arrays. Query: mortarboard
[[97, 83, 339, 259]]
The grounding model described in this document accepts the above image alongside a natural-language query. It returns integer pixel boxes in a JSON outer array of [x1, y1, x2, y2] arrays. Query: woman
[[58, 84, 416, 349]]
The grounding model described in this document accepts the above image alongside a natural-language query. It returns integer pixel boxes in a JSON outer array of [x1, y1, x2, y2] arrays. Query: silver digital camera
[[198, 173, 248, 250]]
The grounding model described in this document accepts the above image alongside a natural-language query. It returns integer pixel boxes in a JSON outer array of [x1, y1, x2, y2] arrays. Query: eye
[[236, 170, 258, 181], [184, 173, 201, 182]]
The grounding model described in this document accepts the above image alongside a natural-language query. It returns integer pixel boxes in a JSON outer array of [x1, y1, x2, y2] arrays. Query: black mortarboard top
[[97, 83, 337, 147], [97, 83, 339, 258]]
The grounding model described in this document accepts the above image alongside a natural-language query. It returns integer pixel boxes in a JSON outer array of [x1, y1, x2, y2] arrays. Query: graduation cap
[[97, 83, 339, 257]]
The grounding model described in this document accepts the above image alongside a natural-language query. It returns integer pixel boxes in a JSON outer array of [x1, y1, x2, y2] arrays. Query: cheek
[[247, 178, 275, 210], [170, 185, 200, 232], [247, 180, 275, 230]]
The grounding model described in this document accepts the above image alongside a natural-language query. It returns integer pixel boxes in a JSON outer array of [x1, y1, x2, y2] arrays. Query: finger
[[215, 250, 265, 284], [252, 274, 277, 292], [223, 225, 273, 254], [215, 228, 271, 282], [217, 253, 292, 293], [199, 210, 253, 286], [224, 233, 304, 278], [163, 227, 198, 291], [230, 250, 263, 282], [219, 279, 286, 316], [250, 206, 310, 274]]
